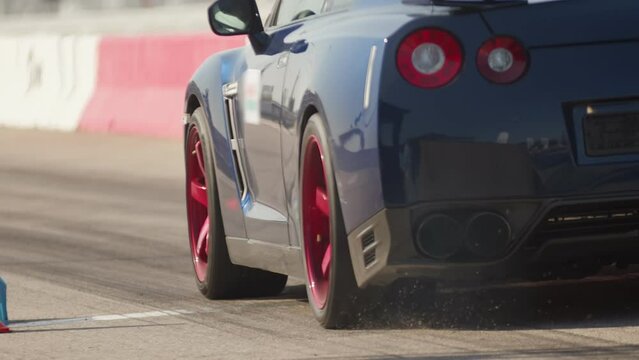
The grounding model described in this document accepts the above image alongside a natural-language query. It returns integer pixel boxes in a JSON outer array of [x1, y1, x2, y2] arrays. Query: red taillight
[[397, 28, 463, 89], [477, 36, 528, 84]]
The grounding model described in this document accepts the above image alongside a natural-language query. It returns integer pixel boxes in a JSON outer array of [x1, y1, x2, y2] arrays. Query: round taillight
[[397, 28, 463, 89], [477, 36, 528, 84]]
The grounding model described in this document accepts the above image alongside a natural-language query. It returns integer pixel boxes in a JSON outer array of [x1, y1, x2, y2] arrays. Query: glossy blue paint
[[185, 0, 639, 279], [378, 1, 639, 206]]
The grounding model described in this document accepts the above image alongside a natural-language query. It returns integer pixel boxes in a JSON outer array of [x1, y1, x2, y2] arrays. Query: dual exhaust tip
[[415, 212, 511, 261]]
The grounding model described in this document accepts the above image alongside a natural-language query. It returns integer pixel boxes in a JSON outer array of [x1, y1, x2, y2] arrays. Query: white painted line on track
[[10, 317, 91, 328], [10, 309, 195, 329]]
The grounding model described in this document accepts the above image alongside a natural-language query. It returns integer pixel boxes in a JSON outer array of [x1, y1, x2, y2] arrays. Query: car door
[[233, 0, 324, 245], [235, 41, 288, 245]]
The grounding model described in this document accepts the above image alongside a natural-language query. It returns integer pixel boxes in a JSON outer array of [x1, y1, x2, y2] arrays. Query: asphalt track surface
[[2, 129, 639, 359]]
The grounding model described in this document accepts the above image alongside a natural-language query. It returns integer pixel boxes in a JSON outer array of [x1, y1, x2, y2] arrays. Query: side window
[[321, 0, 353, 13], [263, 0, 280, 27], [274, 0, 325, 26]]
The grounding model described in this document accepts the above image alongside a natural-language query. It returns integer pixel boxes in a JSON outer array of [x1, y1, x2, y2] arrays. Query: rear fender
[[281, 11, 410, 246]]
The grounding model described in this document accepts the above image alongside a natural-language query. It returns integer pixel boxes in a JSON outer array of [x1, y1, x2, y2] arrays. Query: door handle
[[290, 40, 308, 54], [277, 52, 289, 69]]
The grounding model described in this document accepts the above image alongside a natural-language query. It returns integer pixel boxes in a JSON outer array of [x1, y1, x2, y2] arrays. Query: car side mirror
[[208, 0, 264, 36]]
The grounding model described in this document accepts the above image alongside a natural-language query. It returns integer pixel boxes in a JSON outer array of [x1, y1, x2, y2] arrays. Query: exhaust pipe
[[465, 213, 511, 259], [415, 214, 463, 260]]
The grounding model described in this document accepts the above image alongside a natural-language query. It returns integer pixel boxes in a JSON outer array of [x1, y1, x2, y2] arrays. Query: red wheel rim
[[186, 127, 209, 283], [302, 136, 331, 309]]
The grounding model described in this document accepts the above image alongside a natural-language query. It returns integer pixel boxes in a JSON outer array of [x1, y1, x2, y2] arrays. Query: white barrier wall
[[0, 35, 98, 131], [0, 1, 273, 135]]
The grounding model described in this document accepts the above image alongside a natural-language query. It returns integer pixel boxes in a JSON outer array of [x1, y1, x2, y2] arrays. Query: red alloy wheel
[[186, 126, 210, 283], [302, 136, 332, 309]]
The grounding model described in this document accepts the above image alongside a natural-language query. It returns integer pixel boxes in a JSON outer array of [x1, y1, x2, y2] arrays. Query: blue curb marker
[[0, 277, 8, 325]]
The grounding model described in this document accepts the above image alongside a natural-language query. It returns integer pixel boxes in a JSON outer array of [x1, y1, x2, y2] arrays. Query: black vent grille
[[364, 250, 376, 267], [361, 231, 375, 251], [529, 200, 639, 249], [224, 96, 248, 200], [361, 230, 377, 268]]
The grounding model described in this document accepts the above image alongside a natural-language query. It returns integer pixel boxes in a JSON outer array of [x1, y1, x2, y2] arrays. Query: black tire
[[186, 107, 287, 299], [300, 113, 365, 328]]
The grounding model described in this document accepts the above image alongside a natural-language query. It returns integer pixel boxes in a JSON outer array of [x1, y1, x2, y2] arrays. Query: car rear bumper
[[347, 194, 639, 288], [350, 17, 639, 288]]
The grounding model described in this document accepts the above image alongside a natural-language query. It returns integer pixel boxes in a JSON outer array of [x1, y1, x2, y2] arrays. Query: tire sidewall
[[300, 114, 357, 328], [185, 108, 219, 294]]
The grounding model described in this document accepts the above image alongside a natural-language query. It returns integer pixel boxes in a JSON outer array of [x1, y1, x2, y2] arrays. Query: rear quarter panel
[[280, 6, 413, 243]]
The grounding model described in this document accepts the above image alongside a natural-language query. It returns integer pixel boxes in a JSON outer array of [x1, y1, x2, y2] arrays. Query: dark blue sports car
[[184, 0, 639, 328]]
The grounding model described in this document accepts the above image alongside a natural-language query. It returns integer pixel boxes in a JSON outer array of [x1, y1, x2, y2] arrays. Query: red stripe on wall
[[79, 33, 245, 138]]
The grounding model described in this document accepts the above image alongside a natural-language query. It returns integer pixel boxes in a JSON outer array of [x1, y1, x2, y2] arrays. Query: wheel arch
[[299, 104, 319, 140], [183, 48, 251, 241], [185, 93, 201, 116], [297, 97, 337, 196], [292, 59, 385, 236], [296, 97, 354, 254]]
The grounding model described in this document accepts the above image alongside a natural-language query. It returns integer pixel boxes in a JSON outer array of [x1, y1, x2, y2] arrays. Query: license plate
[[583, 112, 639, 157]]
